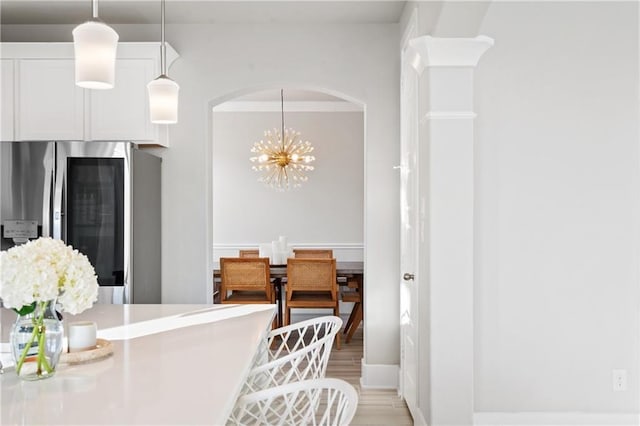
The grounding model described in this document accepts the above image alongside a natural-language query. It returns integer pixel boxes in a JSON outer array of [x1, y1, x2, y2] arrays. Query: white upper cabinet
[[89, 58, 154, 141], [17, 59, 84, 141], [0, 43, 178, 146], [1, 59, 14, 141]]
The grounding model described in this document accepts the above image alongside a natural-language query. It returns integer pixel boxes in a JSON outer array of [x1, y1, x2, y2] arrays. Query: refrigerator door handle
[[41, 143, 55, 238], [52, 151, 64, 241]]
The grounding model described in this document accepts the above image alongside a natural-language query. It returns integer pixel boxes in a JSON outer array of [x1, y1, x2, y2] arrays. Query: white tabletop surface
[[0, 303, 276, 425]]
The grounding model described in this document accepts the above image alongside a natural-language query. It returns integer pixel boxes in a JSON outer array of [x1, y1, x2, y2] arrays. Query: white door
[[399, 40, 421, 421]]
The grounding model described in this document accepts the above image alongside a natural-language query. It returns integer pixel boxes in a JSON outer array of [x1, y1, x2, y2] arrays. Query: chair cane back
[[220, 257, 274, 305]]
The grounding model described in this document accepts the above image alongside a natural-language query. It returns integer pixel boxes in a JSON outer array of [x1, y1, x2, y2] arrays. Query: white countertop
[[1, 303, 276, 425]]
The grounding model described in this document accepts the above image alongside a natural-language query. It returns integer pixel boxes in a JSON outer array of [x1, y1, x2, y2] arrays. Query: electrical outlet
[[612, 369, 627, 392]]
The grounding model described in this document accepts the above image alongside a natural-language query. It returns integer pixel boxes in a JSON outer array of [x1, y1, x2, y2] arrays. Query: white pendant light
[[147, 0, 179, 124], [72, 0, 119, 89]]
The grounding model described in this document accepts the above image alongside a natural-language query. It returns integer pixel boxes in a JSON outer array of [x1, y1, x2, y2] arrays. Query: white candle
[[68, 321, 97, 352], [258, 243, 272, 259], [271, 241, 279, 264]]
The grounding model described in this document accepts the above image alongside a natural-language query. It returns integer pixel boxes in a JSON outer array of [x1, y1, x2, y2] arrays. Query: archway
[[207, 85, 366, 330]]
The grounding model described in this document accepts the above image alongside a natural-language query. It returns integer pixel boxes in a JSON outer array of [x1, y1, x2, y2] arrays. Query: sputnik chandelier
[[250, 90, 315, 191]]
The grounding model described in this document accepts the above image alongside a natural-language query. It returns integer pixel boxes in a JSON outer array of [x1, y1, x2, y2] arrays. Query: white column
[[409, 35, 493, 426]]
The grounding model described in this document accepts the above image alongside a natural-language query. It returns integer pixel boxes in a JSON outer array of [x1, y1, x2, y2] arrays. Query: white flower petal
[[0, 237, 98, 314]]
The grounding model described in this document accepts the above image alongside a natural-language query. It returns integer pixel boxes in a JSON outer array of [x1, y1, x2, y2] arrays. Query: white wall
[[212, 110, 364, 261], [1, 21, 401, 374], [400, 0, 640, 420], [474, 1, 639, 415], [173, 22, 400, 371]]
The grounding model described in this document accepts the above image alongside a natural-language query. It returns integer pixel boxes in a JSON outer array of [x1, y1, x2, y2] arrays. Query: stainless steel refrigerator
[[0, 141, 161, 304]]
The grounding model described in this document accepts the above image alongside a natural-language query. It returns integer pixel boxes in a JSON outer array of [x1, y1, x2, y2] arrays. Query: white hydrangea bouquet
[[0, 237, 98, 378]]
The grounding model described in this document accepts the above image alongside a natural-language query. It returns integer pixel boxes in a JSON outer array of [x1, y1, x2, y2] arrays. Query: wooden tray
[[60, 338, 113, 365]]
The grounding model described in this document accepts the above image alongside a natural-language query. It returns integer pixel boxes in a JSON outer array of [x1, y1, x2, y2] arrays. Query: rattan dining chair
[[288, 249, 333, 288], [230, 378, 358, 426], [239, 249, 260, 258], [293, 249, 333, 259], [290, 251, 360, 342], [220, 257, 276, 327], [284, 258, 340, 349]]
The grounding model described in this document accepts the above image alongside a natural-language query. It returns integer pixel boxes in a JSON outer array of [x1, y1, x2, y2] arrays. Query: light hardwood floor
[[326, 326, 413, 425]]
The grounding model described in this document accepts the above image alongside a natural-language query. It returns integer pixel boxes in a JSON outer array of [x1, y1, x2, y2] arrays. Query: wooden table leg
[[344, 274, 363, 343], [345, 303, 362, 343], [273, 278, 283, 328]]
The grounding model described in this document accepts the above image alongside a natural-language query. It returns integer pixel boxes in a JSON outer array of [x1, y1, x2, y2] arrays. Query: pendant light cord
[[281, 89, 285, 149], [92, 0, 98, 19], [160, 0, 166, 75]]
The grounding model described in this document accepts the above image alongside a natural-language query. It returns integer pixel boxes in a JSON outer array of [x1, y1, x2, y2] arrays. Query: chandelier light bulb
[[250, 126, 315, 191]]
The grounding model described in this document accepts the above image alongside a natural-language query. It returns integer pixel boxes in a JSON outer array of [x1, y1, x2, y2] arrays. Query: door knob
[[403, 273, 414, 281]]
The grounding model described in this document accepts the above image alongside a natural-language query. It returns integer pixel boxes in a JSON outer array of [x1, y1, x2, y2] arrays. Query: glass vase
[[10, 300, 64, 380]]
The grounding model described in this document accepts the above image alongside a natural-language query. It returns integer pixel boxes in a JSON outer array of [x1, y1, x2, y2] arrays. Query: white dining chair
[[258, 316, 343, 363], [243, 316, 343, 395], [229, 377, 359, 426]]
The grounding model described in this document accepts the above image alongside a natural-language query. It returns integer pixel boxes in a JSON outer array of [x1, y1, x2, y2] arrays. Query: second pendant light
[[147, 0, 180, 124]]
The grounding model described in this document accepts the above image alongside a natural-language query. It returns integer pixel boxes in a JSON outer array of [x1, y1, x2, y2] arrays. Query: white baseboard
[[414, 409, 428, 426], [360, 360, 399, 389], [474, 412, 640, 425]]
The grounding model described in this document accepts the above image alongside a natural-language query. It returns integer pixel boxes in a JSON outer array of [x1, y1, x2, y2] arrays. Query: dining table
[[0, 303, 276, 425], [213, 260, 364, 327]]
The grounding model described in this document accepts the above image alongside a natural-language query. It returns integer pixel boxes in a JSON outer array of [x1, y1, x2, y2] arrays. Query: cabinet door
[[1, 59, 14, 141], [17, 59, 84, 141], [90, 59, 155, 141]]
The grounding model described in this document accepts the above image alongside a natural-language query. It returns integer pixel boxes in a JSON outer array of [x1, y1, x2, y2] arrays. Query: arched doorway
[[208, 86, 365, 328]]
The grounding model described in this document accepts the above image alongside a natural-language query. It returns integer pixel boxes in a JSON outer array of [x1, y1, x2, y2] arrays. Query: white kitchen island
[[0, 303, 276, 425]]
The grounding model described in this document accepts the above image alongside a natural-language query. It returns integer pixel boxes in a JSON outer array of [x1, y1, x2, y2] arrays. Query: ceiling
[[1, 1, 407, 25], [1, 1, 402, 103]]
